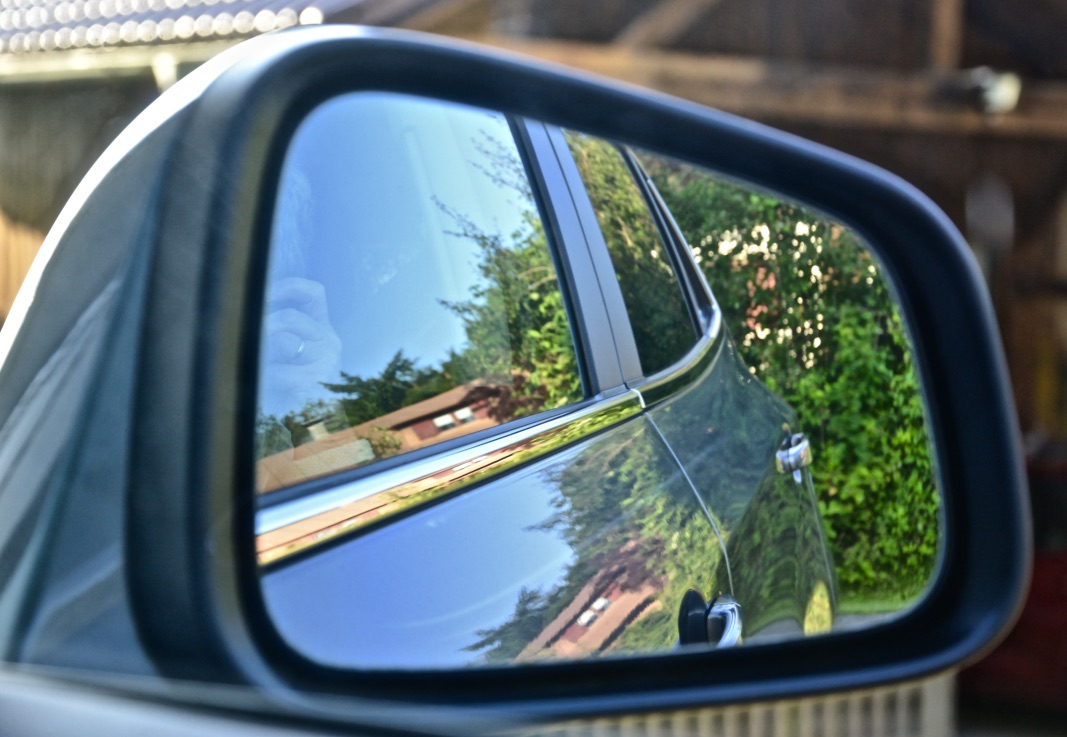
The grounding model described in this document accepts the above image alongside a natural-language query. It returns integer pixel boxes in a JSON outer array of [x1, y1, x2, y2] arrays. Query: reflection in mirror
[[254, 92, 941, 671], [632, 149, 940, 638], [254, 93, 583, 496]]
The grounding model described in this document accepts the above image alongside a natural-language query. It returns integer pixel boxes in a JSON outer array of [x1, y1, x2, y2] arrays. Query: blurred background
[[1, 0, 1065, 733]]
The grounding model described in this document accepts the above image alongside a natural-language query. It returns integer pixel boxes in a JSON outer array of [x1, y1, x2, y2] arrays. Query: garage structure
[[3, 0, 1067, 441], [3, 0, 1064, 728]]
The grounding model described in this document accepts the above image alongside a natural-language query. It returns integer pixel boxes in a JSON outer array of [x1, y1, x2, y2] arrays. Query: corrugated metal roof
[[0, 0, 363, 54]]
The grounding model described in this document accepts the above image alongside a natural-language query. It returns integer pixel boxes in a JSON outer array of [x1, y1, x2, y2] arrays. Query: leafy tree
[[324, 350, 445, 426], [465, 586, 552, 662], [435, 197, 581, 420]]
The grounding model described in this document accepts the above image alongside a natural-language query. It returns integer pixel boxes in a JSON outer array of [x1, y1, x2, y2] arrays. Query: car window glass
[[562, 131, 697, 376], [255, 93, 584, 495]]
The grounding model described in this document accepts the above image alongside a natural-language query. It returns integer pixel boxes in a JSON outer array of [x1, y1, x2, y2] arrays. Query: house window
[[432, 415, 457, 432]]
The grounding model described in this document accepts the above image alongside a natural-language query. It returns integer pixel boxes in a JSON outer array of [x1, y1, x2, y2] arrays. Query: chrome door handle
[[707, 594, 743, 648], [678, 590, 743, 648], [776, 432, 812, 484]]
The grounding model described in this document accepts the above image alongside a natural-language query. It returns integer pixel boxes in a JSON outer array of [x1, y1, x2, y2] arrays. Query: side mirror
[[0, 25, 1029, 723], [253, 92, 933, 670]]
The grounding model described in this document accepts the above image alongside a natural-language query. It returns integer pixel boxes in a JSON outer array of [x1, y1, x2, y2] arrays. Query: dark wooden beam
[[929, 0, 964, 70], [398, 0, 495, 33], [614, 0, 720, 48], [1018, 278, 1067, 298], [349, 0, 437, 26], [967, 0, 1067, 78], [464, 35, 1067, 140]]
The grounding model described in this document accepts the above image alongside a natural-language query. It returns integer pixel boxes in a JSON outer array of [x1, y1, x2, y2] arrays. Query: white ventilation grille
[[530, 673, 954, 737]]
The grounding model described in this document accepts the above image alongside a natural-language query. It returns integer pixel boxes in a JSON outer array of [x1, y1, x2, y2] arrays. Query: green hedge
[[643, 155, 940, 606]]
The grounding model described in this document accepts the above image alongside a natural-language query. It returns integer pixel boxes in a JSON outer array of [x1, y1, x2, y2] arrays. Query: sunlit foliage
[[642, 154, 939, 606]]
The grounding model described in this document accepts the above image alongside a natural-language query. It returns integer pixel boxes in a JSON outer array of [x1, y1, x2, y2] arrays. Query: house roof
[[352, 381, 486, 433], [0, 0, 362, 54]]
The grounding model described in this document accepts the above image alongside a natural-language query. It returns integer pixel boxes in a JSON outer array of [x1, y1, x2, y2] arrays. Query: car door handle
[[707, 595, 743, 647], [678, 590, 743, 648]]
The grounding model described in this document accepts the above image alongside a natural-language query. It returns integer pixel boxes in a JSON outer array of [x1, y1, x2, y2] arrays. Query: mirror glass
[[253, 92, 941, 670]]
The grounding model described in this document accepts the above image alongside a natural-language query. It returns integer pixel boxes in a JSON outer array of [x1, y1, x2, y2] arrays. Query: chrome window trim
[[642, 170, 720, 334], [255, 388, 644, 565], [632, 304, 724, 408]]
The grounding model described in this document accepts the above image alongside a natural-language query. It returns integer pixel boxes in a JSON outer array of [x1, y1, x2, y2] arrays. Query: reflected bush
[[643, 155, 939, 607]]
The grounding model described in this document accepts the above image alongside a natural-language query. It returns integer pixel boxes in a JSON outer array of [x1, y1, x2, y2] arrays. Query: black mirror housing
[[4, 25, 1027, 723]]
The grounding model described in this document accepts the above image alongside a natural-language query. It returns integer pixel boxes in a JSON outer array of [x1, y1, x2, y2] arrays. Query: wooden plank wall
[[526, 0, 939, 69], [0, 211, 41, 321], [0, 76, 156, 321]]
